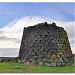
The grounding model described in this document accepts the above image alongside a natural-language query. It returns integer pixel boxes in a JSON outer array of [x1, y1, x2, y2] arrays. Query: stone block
[[58, 58, 64, 63], [51, 63, 56, 66], [39, 62, 43, 66], [44, 63, 51, 66], [56, 62, 61, 66]]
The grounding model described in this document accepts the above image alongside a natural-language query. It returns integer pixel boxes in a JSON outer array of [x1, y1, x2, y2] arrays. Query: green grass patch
[[0, 62, 75, 73]]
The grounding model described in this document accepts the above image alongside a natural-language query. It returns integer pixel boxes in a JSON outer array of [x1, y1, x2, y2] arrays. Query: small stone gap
[[39, 40, 42, 44], [40, 35, 42, 36], [43, 49, 45, 51], [35, 40, 38, 41], [48, 31, 50, 33], [35, 34, 38, 37], [32, 49, 34, 51], [45, 40, 46, 42], [40, 46, 42, 48], [45, 35, 48, 38], [51, 52, 54, 54]]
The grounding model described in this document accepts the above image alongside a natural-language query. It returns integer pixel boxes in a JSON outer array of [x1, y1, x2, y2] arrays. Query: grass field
[[0, 62, 75, 73]]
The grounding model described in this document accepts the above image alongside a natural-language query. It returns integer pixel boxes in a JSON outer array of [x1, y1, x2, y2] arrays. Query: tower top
[[52, 22, 56, 26]]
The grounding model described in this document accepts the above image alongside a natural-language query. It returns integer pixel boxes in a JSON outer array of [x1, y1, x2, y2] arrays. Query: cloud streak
[[0, 16, 75, 57]]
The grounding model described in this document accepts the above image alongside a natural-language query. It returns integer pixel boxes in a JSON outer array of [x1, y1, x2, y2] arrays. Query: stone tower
[[19, 22, 74, 66]]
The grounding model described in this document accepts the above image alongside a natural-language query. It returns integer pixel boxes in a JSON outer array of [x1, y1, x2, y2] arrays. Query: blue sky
[[0, 2, 74, 28]]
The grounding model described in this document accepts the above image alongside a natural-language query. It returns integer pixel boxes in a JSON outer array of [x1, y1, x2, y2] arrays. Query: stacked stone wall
[[19, 22, 74, 66]]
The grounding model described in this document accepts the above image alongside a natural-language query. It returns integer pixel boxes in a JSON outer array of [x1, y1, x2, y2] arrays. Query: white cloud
[[0, 16, 75, 57]]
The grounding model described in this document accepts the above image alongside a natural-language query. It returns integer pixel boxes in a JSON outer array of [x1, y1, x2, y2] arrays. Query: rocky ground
[[0, 54, 75, 66]]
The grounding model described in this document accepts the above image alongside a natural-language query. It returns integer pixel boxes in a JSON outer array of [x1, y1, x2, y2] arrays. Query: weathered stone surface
[[39, 62, 43, 66], [44, 63, 51, 66], [56, 62, 61, 66], [18, 22, 74, 66], [73, 54, 75, 66], [58, 58, 64, 63], [51, 63, 56, 66], [0, 57, 18, 62]]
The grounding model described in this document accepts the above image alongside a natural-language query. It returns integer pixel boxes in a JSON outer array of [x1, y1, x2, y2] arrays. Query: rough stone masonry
[[19, 22, 74, 66]]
